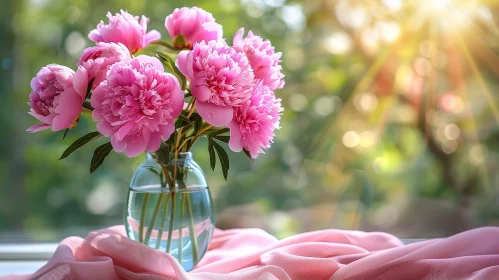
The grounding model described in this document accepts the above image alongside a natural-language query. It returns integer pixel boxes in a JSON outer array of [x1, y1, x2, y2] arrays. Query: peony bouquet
[[26, 6, 284, 269], [27, 7, 284, 176]]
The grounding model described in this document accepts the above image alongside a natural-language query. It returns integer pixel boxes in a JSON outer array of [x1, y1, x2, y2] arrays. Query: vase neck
[[146, 152, 193, 166]]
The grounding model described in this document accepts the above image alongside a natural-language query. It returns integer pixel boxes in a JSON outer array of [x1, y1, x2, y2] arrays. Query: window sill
[[0, 243, 57, 275]]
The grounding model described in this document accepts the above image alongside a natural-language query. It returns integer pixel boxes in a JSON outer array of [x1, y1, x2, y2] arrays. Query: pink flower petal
[[73, 67, 89, 101], [54, 88, 82, 116], [96, 121, 114, 137], [136, 55, 164, 72], [27, 123, 51, 133], [116, 121, 135, 141], [28, 110, 48, 123], [191, 85, 211, 102], [145, 132, 162, 152], [227, 120, 243, 152], [159, 123, 175, 140], [144, 30, 161, 47], [176, 51, 189, 77], [51, 114, 75, 131], [169, 83, 185, 117], [233, 28, 244, 46], [196, 101, 234, 127], [111, 137, 126, 152], [124, 134, 148, 157]]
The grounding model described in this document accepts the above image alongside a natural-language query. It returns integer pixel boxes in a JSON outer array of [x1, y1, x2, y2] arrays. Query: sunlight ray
[[313, 48, 391, 139], [457, 35, 499, 125], [309, 48, 391, 162], [451, 34, 491, 193]]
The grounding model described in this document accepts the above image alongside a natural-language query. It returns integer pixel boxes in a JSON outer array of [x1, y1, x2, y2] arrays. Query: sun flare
[[417, 0, 482, 32]]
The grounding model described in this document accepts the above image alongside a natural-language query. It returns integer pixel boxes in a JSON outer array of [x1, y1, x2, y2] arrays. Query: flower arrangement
[[27, 7, 284, 175], [26, 6, 284, 269]]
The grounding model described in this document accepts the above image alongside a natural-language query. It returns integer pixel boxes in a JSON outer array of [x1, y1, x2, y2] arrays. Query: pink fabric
[[3, 226, 499, 280]]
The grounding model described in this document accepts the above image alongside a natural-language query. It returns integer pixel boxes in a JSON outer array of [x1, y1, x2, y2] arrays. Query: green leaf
[[194, 118, 204, 133], [175, 118, 188, 129], [208, 137, 216, 171], [177, 111, 190, 120], [59, 131, 101, 160], [82, 101, 93, 111], [212, 135, 230, 143], [155, 52, 176, 74], [62, 129, 69, 140], [208, 127, 230, 136], [85, 78, 94, 99], [165, 55, 187, 90], [155, 142, 170, 165], [175, 112, 201, 129], [209, 137, 230, 180], [190, 112, 201, 121], [166, 133, 175, 146], [243, 149, 254, 162], [150, 40, 180, 51], [90, 142, 113, 173], [155, 52, 171, 64]]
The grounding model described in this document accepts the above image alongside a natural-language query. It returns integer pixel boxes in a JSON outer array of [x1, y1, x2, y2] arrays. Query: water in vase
[[125, 186, 215, 271]]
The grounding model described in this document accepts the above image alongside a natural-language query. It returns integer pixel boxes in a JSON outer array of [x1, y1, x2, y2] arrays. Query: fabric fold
[[2, 226, 498, 280]]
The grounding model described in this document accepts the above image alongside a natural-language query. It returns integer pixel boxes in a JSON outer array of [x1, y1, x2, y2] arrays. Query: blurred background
[[1, 0, 499, 242]]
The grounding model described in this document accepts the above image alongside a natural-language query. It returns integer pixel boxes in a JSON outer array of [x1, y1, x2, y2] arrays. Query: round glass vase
[[125, 152, 215, 272]]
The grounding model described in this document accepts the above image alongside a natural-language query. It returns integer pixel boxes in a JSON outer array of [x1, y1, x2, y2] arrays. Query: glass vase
[[125, 152, 215, 272]]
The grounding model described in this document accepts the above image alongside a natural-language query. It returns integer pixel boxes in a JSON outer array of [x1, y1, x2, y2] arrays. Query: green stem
[[183, 123, 214, 151], [155, 193, 171, 249], [138, 193, 150, 243], [143, 194, 165, 244], [179, 193, 186, 263], [186, 134, 202, 151], [195, 124, 214, 136], [186, 193, 199, 262], [150, 40, 182, 52], [172, 132, 180, 189], [161, 164, 173, 189], [176, 100, 197, 153], [133, 48, 157, 56], [176, 136, 195, 153], [166, 192, 176, 253]]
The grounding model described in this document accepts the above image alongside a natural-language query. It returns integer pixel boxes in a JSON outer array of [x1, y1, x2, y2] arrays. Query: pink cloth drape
[[2, 226, 499, 279]]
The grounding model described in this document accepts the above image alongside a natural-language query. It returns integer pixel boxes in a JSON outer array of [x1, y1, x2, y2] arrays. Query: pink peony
[[91, 55, 183, 157], [227, 81, 283, 158], [77, 42, 131, 90], [27, 64, 87, 132], [89, 10, 160, 53], [165, 7, 223, 49], [176, 40, 254, 126], [233, 28, 285, 90]]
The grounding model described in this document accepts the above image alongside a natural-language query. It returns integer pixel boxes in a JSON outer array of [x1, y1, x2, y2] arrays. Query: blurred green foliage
[[1, 0, 499, 241]]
